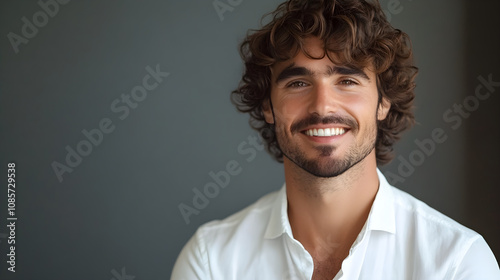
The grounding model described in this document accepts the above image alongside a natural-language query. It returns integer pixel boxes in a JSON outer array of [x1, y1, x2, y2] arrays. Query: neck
[[285, 150, 380, 258]]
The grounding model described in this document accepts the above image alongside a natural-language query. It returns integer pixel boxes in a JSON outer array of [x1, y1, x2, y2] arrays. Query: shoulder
[[184, 187, 282, 255], [171, 189, 281, 279], [387, 186, 500, 278], [390, 185, 478, 239]]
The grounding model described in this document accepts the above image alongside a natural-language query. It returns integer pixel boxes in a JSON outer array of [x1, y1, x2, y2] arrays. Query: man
[[172, 0, 500, 279]]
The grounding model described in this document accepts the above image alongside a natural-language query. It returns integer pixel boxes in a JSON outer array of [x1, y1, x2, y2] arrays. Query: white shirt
[[171, 169, 500, 280]]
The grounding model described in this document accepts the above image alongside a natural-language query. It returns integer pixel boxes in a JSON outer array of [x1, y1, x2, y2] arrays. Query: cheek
[[343, 95, 375, 116], [275, 99, 306, 124]]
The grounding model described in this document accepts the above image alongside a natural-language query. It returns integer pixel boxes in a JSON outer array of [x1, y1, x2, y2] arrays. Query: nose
[[307, 82, 340, 116]]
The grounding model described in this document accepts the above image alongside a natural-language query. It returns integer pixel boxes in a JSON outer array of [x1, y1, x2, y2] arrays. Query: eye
[[338, 79, 359, 86], [287, 81, 309, 88]]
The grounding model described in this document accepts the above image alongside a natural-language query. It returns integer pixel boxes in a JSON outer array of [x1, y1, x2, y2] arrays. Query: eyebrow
[[274, 63, 370, 83], [326, 65, 370, 81]]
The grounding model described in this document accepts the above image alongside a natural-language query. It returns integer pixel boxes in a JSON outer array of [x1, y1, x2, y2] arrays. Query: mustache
[[290, 114, 358, 134]]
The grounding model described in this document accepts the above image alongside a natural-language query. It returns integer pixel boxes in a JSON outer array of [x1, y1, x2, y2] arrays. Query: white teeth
[[305, 127, 346, 137]]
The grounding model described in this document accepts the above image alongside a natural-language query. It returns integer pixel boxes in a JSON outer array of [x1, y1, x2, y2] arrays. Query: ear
[[262, 98, 275, 124], [377, 97, 391, 121]]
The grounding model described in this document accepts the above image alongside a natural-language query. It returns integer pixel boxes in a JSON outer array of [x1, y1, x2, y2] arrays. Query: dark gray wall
[[463, 0, 500, 264], [0, 0, 498, 279]]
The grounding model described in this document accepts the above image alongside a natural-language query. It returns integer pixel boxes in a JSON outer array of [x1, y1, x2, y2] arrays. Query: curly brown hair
[[231, 0, 418, 165]]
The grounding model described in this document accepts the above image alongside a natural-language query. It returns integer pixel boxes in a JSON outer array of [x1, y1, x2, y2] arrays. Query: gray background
[[0, 0, 499, 279]]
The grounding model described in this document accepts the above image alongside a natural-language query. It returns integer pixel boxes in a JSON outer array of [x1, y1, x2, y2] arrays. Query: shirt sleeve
[[453, 236, 500, 280], [171, 229, 209, 280]]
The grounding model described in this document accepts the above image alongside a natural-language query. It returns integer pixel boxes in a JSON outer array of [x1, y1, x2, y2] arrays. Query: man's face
[[264, 37, 390, 177]]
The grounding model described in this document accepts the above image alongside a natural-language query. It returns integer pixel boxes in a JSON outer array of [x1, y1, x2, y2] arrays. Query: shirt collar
[[264, 183, 291, 239], [367, 168, 396, 234], [263, 168, 396, 239]]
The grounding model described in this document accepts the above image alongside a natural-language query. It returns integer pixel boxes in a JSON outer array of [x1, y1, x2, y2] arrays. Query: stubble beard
[[276, 121, 377, 178]]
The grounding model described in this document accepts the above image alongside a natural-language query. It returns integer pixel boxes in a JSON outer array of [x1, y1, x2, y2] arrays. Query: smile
[[304, 127, 346, 137]]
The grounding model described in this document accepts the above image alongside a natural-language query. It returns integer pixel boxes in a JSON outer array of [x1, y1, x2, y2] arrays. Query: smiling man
[[171, 0, 500, 279]]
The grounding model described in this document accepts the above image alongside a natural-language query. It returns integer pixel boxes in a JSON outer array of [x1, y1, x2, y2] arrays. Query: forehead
[[270, 37, 374, 80]]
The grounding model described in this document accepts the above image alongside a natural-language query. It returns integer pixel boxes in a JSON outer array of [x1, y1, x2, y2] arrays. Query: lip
[[301, 133, 347, 144], [300, 124, 351, 131]]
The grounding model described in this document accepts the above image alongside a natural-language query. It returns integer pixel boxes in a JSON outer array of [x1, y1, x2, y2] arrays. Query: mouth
[[302, 127, 348, 137]]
